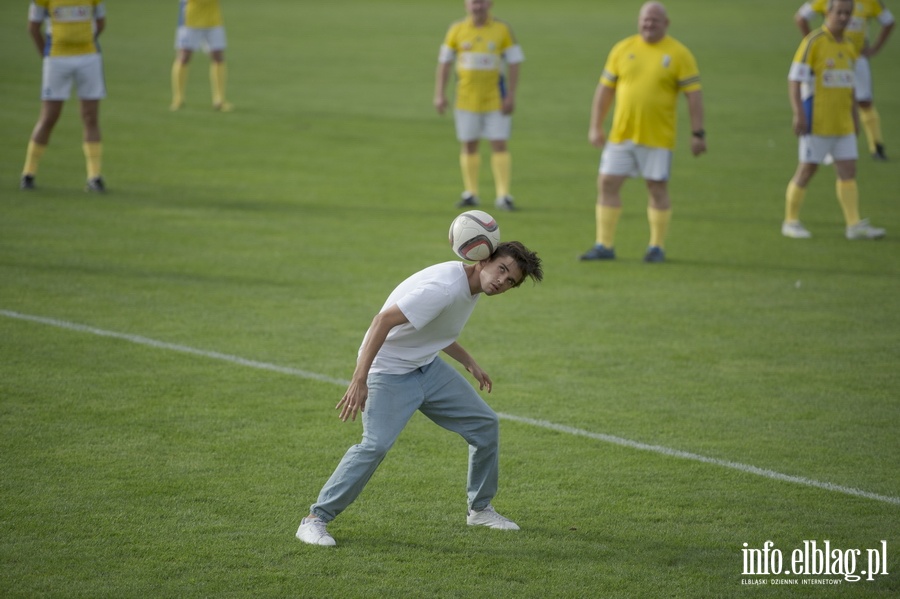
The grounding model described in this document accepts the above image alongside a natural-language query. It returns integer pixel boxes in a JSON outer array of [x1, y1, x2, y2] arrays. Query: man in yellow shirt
[[170, 0, 232, 111], [795, 0, 894, 160], [579, 2, 705, 263], [20, 0, 107, 192], [783, 0, 886, 240], [434, 0, 523, 211]]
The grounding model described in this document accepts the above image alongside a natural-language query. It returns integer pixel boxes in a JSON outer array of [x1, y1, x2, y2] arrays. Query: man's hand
[[336, 380, 368, 422]]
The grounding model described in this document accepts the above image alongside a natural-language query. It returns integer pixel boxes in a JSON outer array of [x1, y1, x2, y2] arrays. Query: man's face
[[466, 0, 491, 19], [639, 4, 669, 43], [826, 0, 854, 33], [478, 255, 523, 296]]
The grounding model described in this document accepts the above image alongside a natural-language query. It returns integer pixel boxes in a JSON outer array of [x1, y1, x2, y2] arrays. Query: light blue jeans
[[310, 357, 500, 522]]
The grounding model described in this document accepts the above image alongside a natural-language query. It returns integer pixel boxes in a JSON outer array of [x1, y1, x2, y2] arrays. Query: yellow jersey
[[440, 16, 523, 113], [30, 0, 105, 57], [804, 0, 895, 53], [790, 26, 857, 136], [179, 0, 224, 29], [601, 35, 701, 150]]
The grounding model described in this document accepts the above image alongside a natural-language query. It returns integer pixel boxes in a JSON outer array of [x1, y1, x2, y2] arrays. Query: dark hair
[[490, 241, 543, 287]]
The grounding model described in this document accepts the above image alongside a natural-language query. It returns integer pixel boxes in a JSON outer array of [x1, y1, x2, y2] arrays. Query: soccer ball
[[448, 210, 500, 261]]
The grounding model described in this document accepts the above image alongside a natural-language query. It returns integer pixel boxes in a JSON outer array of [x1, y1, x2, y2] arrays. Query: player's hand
[[336, 381, 368, 422], [434, 96, 448, 115], [792, 114, 807, 137], [466, 363, 493, 393], [502, 96, 516, 115], [691, 136, 707, 157], [589, 128, 606, 149]]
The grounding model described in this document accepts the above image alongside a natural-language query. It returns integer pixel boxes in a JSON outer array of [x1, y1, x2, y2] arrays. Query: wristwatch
[[692, 129, 706, 139]]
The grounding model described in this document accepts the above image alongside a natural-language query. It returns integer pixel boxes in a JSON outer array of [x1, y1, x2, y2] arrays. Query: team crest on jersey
[[826, 58, 835, 68], [463, 41, 473, 51], [662, 54, 671, 67]]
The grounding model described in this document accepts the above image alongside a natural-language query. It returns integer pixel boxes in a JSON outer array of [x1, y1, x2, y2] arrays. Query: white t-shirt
[[364, 262, 479, 375]]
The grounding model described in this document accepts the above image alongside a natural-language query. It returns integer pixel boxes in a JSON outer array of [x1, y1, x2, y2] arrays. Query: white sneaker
[[781, 221, 812, 239], [467, 505, 520, 530], [296, 517, 336, 546], [494, 195, 516, 211], [846, 218, 886, 240]]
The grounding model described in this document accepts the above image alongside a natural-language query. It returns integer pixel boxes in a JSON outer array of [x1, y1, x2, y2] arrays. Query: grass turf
[[1, 0, 898, 597]]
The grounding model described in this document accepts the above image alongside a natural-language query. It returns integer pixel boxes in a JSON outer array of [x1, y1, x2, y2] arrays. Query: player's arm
[[794, 2, 815, 36], [336, 304, 409, 422], [864, 18, 894, 57], [685, 89, 706, 156], [27, 19, 44, 56], [434, 42, 455, 114], [788, 79, 806, 136], [588, 83, 615, 148], [502, 60, 520, 115], [442, 342, 492, 393]]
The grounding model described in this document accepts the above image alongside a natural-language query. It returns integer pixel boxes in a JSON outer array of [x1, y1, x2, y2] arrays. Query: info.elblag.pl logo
[[741, 540, 890, 585]]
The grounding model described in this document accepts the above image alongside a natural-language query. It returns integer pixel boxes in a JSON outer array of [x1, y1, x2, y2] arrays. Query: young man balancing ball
[[297, 241, 542, 546]]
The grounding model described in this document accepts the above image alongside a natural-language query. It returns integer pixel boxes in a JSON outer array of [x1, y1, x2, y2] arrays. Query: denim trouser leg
[[417, 359, 500, 512], [309, 357, 500, 522]]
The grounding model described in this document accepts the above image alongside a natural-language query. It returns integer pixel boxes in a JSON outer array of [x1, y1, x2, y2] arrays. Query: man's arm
[[588, 83, 615, 148], [95, 16, 105, 38], [336, 304, 409, 422], [434, 60, 452, 114], [864, 20, 894, 57], [28, 20, 44, 56], [443, 341, 492, 392], [789, 79, 807, 136], [685, 89, 706, 156], [501, 61, 520, 115]]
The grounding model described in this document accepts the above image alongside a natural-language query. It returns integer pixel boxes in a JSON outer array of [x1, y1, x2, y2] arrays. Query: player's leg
[[487, 112, 514, 210], [832, 136, 885, 239], [172, 25, 197, 110], [417, 359, 514, 527], [22, 100, 64, 189], [640, 147, 673, 262], [454, 110, 482, 207], [208, 27, 232, 111], [76, 54, 106, 191], [308, 372, 422, 524], [580, 142, 634, 260], [854, 57, 885, 159]]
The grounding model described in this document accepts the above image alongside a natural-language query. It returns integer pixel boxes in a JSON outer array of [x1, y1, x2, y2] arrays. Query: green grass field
[[2, 0, 898, 596]]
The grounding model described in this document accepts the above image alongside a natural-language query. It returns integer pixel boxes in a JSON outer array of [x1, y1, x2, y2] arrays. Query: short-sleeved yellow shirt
[[440, 17, 523, 113], [790, 27, 857, 136], [601, 35, 701, 150], [179, 0, 224, 29], [31, 0, 104, 57], [806, 0, 893, 53]]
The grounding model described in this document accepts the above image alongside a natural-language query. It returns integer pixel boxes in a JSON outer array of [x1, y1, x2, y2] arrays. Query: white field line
[[3, 308, 899, 507]]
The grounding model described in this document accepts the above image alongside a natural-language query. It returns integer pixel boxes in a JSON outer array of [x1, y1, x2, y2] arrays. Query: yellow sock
[[596, 204, 621, 247], [836, 179, 860, 226], [460, 152, 480, 197], [82, 142, 102, 180], [647, 206, 671, 248], [490, 151, 511, 199], [785, 181, 806, 223], [171, 61, 189, 110], [859, 106, 883, 154], [211, 62, 230, 109], [23, 140, 47, 175]]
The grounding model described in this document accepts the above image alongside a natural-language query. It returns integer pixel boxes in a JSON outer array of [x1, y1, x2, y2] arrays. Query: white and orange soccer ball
[[448, 210, 501, 261]]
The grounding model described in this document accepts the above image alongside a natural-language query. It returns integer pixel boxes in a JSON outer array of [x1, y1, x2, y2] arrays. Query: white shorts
[[41, 53, 106, 101], [799, 134, 858, 164], [454, 109, 512, 142], [175, 25, 227, 52], [854, 55, 872, 102], [599, 141, 672, 181]]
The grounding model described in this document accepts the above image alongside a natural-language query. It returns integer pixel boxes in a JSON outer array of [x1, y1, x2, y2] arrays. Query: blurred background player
[[20, 0, 107, 192], [783, 0, 886, 240], [795, 0, 895, 160], [171, 0, 232, 112], [579, 2, 705, 263], [434, 0, 523, 211]]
